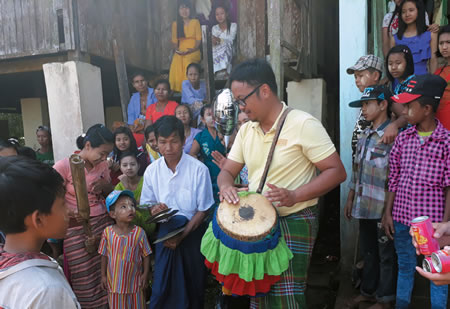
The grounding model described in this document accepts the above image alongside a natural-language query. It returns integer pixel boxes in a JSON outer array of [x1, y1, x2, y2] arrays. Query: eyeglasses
[[235, 84, 263, 107]]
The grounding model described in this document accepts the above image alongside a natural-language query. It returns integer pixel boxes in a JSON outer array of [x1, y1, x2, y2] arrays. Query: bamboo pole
[[69, 154, 96, 253]]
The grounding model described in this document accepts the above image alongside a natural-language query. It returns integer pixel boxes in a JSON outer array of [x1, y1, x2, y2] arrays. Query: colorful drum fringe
[[200, 209, 293, 297]]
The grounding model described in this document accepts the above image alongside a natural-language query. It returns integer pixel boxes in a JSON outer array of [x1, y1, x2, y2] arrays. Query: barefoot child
[[382, 74, 450, 308], [344, 85, 397, 309], [0, 157, 80, 308], [99, 190, 152, 309]]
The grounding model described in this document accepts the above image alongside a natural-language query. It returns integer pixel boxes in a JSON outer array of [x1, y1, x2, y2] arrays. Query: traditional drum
[[201, 192, 293, 296]]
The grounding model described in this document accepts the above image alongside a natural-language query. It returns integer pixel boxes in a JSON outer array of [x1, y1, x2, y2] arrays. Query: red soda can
[[411, 216, 440, 256], [422, 256, 438, 273], [432, 250, 450, 273]]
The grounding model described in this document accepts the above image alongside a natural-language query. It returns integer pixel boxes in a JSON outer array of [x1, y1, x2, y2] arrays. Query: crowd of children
[[344, 2, 450, 306]]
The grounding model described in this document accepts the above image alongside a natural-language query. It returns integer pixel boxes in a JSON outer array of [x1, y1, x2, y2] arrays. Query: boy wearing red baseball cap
[[382, 74, 450, 308]]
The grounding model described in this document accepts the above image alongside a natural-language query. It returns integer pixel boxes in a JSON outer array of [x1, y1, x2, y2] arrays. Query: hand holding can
[[411, 216, 440, 256]]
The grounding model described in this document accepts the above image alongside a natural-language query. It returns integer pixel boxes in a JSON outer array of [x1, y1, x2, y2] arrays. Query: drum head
[[217, 193, 277, 242]]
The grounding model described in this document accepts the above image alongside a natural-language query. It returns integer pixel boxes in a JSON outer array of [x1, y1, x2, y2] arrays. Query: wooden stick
[[69, 154, 97, 253], [69, 154, 91, 223]]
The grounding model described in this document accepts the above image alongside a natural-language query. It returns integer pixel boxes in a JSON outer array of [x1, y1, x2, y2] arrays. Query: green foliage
[[0, 113, 24, 143]]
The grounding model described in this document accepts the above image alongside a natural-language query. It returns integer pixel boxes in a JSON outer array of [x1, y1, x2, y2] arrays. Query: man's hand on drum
[[264, 183, 296, 207], [220, 185, 240, 204], [150, 203, 169, 216]]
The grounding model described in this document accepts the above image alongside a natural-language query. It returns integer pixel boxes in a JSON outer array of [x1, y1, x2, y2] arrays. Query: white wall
[[286, 79, 326, 123], [339, 0, 368, 271], [43, 61, 105, 162]]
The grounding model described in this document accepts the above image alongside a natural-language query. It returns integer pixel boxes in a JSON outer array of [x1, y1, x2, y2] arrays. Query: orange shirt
[[145, 101, 179, 124], [434, 66, 450, 130]]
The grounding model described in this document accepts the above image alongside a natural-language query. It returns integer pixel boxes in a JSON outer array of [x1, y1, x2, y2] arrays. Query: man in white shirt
[[141, 115, 215, 309]]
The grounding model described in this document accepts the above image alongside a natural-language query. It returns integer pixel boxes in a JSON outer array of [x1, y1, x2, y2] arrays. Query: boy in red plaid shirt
[[382, 74, 450, 309]]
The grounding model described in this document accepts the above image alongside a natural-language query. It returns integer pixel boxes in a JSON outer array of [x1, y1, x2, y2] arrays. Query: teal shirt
[[194, 128, 226, 200]]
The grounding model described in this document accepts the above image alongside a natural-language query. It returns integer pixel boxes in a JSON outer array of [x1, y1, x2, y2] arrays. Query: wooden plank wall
[[156, 1, 178, 73], [0, 0, 64, 59], [76, 0, 157, 71], [237, 0, 338, 79]]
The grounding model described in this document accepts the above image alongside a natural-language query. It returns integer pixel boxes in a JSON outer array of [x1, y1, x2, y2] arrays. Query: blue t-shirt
[[181, 80, 207, 105], [394, 31, 431, 75], [127, 87, 157, 125]]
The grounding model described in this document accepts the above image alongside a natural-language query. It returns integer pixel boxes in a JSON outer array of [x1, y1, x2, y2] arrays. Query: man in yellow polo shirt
[[218, 59, 346, 308]]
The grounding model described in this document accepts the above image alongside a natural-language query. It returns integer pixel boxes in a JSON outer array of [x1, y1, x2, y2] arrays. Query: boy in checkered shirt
[[382, 74, 450, 309]]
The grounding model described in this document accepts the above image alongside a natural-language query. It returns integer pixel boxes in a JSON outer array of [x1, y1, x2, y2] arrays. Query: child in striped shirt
[[99, 190, 152, 309]]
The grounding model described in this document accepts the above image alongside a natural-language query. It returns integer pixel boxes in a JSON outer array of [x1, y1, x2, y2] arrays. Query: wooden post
[[268, 0, 284, 99], [370, 0, 386, 58], [113, 39, 130, 123], [202, 25, 215, 103], [255, 0, 266, 58]]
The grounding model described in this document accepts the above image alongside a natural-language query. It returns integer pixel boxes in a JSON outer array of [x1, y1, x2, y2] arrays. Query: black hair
[[154, 79, 171, 92], [112, 126, 139, 159], [36, 125, 51, 136], [214, 2, 231, 33], [76, 124, 114, 150], [397, 0, 427, 40], [154, 115, 185, 142], [230, 58, 278, 95], [118, 151, 138, 164], [186, 62, 202, 75], [176, 0, 193, 39], [0, 138, 19, 154], [109, 194, 137, 212], [144, 125, 156, 140], [17, 147, 37, 160], [200, 104, 212, 118], [436, 24, 450, 58], [130, 72, 146, 83], [417, 96, 440, 112], [385, 45, 415, 82], [175, 103, 194, 123], [373, 99, 393, 119], [0, 156, 65, 234]]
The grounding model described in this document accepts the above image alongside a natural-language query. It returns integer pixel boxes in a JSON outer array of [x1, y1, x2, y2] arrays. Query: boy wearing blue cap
[[98, 190, 152, 309], [344, 85, 397, 308]]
